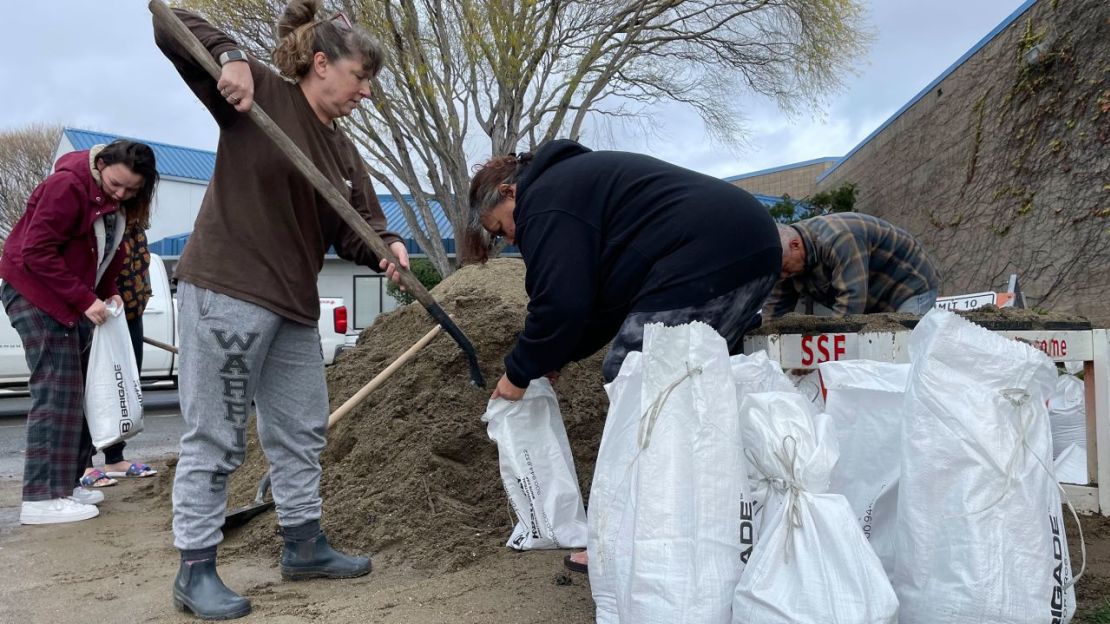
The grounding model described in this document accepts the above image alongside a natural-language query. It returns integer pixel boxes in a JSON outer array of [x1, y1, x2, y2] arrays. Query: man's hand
[[217, 60, 254, 113], [490, 373, 525, 402], [107, 295, 123, 311], [379, 241, 410, 290], [84, 300, 110, 325]]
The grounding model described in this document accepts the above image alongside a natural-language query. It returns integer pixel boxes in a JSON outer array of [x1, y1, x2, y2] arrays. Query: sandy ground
[[0, 461, 595, 624], [1, 460, 1108, 623]]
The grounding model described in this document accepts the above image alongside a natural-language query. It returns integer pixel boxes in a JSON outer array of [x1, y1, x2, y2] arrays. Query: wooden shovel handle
[[143, 335, 178, 354], [327, 325, 441, 429]]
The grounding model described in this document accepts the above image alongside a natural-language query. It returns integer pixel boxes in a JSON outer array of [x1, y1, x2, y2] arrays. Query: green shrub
[[386, 257, 443, 305], [769, 183, 858, 224]]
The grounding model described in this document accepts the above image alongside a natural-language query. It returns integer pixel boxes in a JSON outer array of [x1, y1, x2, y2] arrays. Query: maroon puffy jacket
[[0, 150, 125, 327]]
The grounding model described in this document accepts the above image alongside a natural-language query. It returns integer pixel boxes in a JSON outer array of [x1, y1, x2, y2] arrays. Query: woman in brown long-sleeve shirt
[[153, 1, 408, 618]]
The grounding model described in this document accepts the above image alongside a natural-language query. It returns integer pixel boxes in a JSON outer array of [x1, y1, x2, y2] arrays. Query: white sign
[[751, 333, 862, 368], [934, 291, 996, 311], [999, 331, 1095, 361]]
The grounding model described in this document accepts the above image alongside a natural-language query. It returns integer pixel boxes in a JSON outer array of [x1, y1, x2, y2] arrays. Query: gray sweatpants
[[172, 282, 328, 551]]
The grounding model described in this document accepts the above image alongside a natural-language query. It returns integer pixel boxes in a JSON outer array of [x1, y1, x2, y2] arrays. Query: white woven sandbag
[[589, 352, 643, 624], [1048, 367, 1086, 459], [820, 359, 909, 577], [895, 309, 1077, 624], [1054, 443, 1088, 486], [790, 369, 826, 413], [732, 391, 898, 624], [483, 377, 588, 550], [729, 350, 804, 566], [591, 322, 748, 624]]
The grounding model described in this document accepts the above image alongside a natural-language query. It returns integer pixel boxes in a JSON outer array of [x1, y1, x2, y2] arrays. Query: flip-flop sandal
[[563, 553, 588, 574], [79, 469, 118, 488], [104, 463, 158, 478]]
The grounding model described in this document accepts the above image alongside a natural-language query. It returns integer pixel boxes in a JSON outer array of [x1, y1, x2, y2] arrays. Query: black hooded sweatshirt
[[504, 140, 781, 388]]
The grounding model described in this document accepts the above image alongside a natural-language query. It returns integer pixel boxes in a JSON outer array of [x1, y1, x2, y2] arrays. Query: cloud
[[586, 0, 1029, 179], [0, 1, 220, 151], [0, 0, 1029, 183]]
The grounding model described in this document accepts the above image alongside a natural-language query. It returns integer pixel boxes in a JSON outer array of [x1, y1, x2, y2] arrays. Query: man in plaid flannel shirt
[[765, 213, 940, 317]]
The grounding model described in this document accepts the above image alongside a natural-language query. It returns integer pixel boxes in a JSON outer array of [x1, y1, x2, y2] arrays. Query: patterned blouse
[[116, 222, 152, 321]]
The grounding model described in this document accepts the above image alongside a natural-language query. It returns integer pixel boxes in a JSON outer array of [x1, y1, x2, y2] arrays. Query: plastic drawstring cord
[[959, 388, 1085, 587], [638, 363, 704, 450], [595, 362, 703, 575], [744, 434, 805, 564]]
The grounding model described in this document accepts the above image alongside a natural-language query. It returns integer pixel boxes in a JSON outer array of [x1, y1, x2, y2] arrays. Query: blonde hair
[[272, 0, 384, 80]]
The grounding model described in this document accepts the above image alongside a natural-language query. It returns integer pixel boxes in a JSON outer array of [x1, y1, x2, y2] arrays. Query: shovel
[[223, 324, 443, 529], [143, 335, 178, 354], [149, 0, 483, 389]]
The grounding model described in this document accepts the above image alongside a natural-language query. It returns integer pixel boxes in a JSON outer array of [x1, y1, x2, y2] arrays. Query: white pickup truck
[[0, 253, 350, 389]]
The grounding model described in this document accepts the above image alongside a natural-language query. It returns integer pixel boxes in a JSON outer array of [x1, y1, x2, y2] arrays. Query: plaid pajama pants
[[1, 284, 91, 502]]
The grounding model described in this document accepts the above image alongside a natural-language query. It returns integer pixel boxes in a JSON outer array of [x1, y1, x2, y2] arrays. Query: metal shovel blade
[[223, 474, 273, 530]]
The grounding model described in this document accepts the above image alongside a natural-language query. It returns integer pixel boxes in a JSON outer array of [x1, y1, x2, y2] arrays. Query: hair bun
[[276, 0, 322, 39]]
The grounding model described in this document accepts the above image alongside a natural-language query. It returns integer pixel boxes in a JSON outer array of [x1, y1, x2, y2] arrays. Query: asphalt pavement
[[0, 390, 185, 481]]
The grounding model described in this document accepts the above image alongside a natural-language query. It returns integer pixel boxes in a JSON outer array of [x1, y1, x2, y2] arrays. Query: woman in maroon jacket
[[0, 139, 158, 525]]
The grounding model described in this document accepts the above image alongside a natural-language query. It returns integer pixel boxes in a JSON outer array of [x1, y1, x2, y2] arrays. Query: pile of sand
[[749, 312, 919, 335], [217, 259, 608, 572]]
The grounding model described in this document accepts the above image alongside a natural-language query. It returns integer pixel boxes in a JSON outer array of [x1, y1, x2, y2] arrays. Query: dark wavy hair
[[464, 152, 534, 263], [95, 140, 158, 228]]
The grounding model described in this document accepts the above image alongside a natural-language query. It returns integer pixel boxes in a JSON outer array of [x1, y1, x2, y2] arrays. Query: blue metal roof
[[817, 0, 1038, 183], [750, 193, 787, 207], [63, 128, 215, 182], [379, 194, 454, 239], [148, 232, 190, 257], [150, 194, 463, 257]]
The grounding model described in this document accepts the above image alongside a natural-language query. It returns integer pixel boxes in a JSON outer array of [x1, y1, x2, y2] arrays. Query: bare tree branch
[[0, 124, 63, 246], [178, 0, 871, 275]]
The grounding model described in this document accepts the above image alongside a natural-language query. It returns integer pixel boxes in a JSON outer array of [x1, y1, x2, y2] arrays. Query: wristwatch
[[218, 49, 248, 66]]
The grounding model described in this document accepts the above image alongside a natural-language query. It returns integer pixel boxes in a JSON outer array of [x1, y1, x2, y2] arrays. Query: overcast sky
[[0, 0, 1030, 181]]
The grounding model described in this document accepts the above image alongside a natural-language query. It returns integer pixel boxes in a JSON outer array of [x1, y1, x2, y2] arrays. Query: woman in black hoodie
[[467, 139, 782, 402]]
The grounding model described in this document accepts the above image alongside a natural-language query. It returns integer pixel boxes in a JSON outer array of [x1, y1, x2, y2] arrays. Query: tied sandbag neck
[[745, 435, 806, 563], [960, 388, 1085, 587]]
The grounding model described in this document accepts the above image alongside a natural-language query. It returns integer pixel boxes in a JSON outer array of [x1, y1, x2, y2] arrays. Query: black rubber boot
[[280, 533, 371, 581], [172, 559, 252, 620]]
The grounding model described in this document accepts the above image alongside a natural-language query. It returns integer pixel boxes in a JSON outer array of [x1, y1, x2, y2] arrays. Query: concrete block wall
[[729, 160, 837, 199], [819, 0, 1110, 325]]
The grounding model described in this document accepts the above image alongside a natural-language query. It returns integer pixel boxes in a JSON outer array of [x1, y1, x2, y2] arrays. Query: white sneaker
[[70, 487, 105, 505], [20, 498, 99, 525]]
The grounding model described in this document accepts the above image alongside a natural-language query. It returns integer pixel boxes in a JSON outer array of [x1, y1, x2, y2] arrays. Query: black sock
[[180, 546, 217, 563], [281, 519, 321, 542]]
